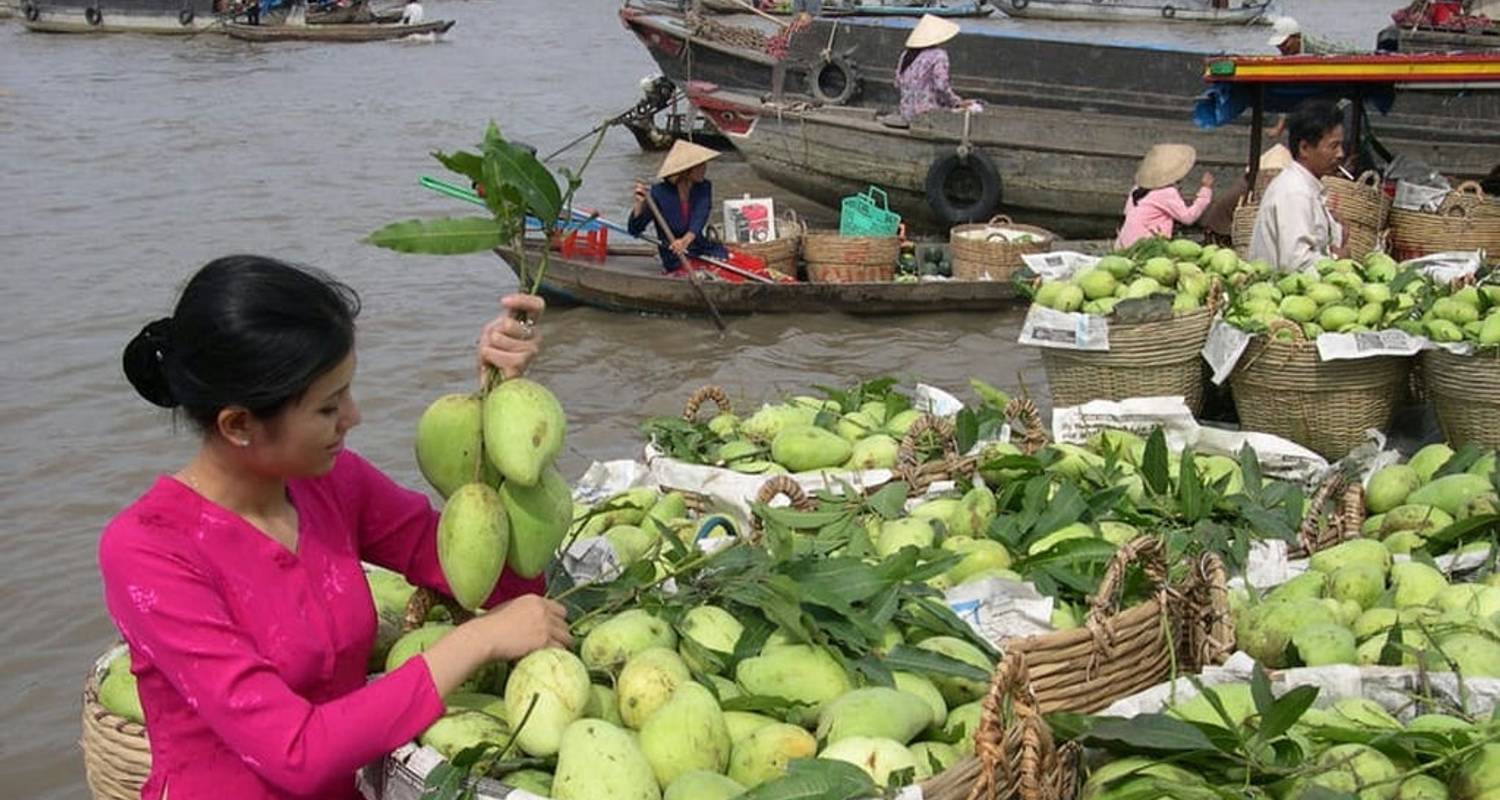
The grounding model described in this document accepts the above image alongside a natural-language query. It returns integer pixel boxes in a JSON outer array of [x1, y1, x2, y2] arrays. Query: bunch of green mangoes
[[97, 650, 144, 725], [569, 486, 724, 571], [1030, 239, 1250, 316], [413, 382, 572, 611], [399, 604, 996, 798], [1083, 681, 1500, 800], [705, 395, 928, 475], [1233, 536, 1500, 675], [1408, 279, 1500, 345], [1224, 252, 1409, 339], [1363, 443, 1498, 556]]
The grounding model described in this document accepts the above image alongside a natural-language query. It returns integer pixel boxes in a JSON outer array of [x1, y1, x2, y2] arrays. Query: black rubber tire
[[1162, 5, 1176, 18], [24, 3, 39, 20], [179, 7, 194, 24], [1009, 0, 1029, 9], [807, 56, 861, 106], [924, 149, 1003, 225], [85, 5, 101, 24]]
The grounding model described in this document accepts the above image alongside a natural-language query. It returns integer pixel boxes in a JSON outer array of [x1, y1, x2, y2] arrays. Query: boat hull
[[995, 0, 1270, 24], [222, 18, 452, 40], [20, 0, 220, 33], [496, 246, 1022, 316]]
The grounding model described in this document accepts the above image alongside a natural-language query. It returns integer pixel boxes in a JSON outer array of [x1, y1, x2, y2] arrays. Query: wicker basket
[[949, 215, 1057, 282], [1288, 472, 1367, 559], [81, 644, 151, 800], [1040, 304, 1217, 414], [1423, 347, 1500, 450], [917, 653, 1078, 800], [733, 211, 803, 278], [802, 230, 898, 283], [1389, 202, 1500, 261], [1439, 180, 1500, 219], [1231, 197, 1258, 258], [1007, 537, 1233, 715], [1323, 171, 1391, 259], [1228, 325, 1411, 460]]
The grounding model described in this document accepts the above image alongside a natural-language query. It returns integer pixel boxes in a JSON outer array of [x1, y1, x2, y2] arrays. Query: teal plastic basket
[[839, 186, 902, 237]]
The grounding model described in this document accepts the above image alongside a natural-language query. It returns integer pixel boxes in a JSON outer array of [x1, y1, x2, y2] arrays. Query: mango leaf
[[1079, 714, 1217, 752], [1421, 513, 1500, 551], [1029, 481, 1088, 542], [1434, 443, 1483, 478], [1017, 536, 1119, 571], [882, 644, 991, 683], [1258, 685, 1319, 742], [1177, 447, 1209, 522], [432, 149, 483, 183], [1237, 444, 1265, 503], [853, 654, 895, 687], [1250, 662, 1277, 722], [784, 557, 890, 606], [737, 758, 877, 800], [484, 133, 563, 229], [364, 217, 506, 255], [721, 694, 797, 715], [955, 407, 980, 454], [865, 482, 910, 520], [1141, 429, 1171, 495]]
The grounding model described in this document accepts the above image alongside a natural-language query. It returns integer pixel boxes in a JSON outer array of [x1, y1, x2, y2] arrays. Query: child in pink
[[100, 255, 560, 799], [1116, 143, 1215, 250]]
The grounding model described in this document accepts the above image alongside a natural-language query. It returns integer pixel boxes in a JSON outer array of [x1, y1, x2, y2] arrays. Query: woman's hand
[[1200, 171, 1216, 189], [477, 293, 545, 382], [669, 232, 695, 258], [474, 594, 573, 662], [632, 181, 648, 215]]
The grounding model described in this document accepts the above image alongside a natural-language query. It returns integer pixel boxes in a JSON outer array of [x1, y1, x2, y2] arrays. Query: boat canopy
[[1192, 53, 1500, 129]]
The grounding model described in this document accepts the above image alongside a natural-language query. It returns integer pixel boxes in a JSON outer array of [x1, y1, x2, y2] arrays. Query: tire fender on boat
[[1008, 0, 1029, 9], [179, 7, 194, 24], [23, 2, 39, 20], [924, 149, 1003, 225], [1162, 5, 1176, 18], [84, 5, 101, 24], [807, 55, 862, 106]]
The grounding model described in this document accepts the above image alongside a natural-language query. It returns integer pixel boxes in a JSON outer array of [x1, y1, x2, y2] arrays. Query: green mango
[[617, 647, 691, 730], [1453, 743, 1500, 800], [98, 669, 144, 724], [819, 736, 917, 786], [552, 719, 660, 800], [1381, 504, 1455, 536], [1168, 683, 1256, 727], [1407, 474, 1494, 517], [385, 624, 454, 673], [483, 378, 566, 487], [892, 671, 948, 730], [1390, 562, 1448, 609], [583, 684, 623, 726], [884, 409, 924, 436], [500, 465, 573, 579], [663, 771, 743, 800], [580, 609, 678, 673], [723, 710, 778, 745], [1266, 571, 1328, 604], [1078, 269, 1118, 300], [1327, 563, 1386, 611], [770, 424, 853, 472], [1367, 464, 1422, 514], [728, 723, 818, 787], [505, 769, 554, 797], [741, 404, 817, 443], [678, 605, 743, 674], [1308, 538, 1391, 577], [735, 645, 850, 713], [414, 393, 485, 498], [910, 741, 962, 780], [437, 483, 509, 610], [950, 485, 997, 538], [835, 410, 881, 442], [505, 648, 591, 757], [639, 682, 731, 786], [942, 700, 984, 756], [603, 524, 658, 567], [816, 687, 932, 745], [845, 434, 900, 470], [875, 517, 936, 557], [1291, 623, 1357, 667], [914, 636, 993, 706], [1422, 633, 1500, 678]]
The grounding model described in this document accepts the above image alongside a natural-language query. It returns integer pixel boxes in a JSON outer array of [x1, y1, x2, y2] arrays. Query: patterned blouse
[[896, 48, 963, 121]]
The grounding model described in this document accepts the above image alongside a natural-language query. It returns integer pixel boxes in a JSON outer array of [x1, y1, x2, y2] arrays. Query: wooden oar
[[644, 192, 728, 333]]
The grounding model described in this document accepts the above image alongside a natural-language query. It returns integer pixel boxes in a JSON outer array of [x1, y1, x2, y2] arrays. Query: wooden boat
[[20, 0, 220, 33], [494, 244, 1021, 316], [223, 18, 452, 40], [701, 0, 991, 18], [307, 1, 402, 24], [1380, 24, 1500, 53], [994, 0, 1271, 25]]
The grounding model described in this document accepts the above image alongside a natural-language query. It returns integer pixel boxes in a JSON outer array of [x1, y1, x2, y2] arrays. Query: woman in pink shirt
[[1115, 143, 1215, 250], [99, 255, 572, 799]]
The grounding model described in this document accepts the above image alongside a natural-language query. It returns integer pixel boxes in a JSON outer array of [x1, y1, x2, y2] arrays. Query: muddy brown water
[[0, 1, 1398, 794]]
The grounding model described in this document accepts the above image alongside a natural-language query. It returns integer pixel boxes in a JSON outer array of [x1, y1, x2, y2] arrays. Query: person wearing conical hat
[[1114, 144, 1214, 250], [627, 140, 730, 273], [895, 14, 972, 122]]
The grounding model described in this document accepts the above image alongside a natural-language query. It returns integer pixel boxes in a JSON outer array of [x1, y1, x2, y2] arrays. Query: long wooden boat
[[495, 244, 1022, 316], [994, 0, 1270, 25], [700, 0, 991, 18], [223, 18, 451, 40], [1380, 25, 1500, 53], [20, 0, 220, 33]]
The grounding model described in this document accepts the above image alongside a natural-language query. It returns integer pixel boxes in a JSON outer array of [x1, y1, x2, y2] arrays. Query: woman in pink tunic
[[1115, 143, 1215, 250], [99, 255, 572, 800]]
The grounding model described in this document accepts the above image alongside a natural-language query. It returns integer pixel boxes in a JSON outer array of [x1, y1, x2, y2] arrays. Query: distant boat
[[222, 18, 452, 40], [20, 0, 220, 34], [701, 0, 992, 18], [995, 0, 1271, 25]]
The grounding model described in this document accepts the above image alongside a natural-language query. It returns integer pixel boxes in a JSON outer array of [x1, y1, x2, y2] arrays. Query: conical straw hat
[[906, 14, 960, 49], [1259, 143, 1293, 170], [1134, 143, 1197, 190], [657, 140, 721, 180]]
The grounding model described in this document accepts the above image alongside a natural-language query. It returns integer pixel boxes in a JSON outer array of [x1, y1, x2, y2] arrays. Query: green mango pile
[[1074, 677, 1500, 800], [1030, 238, 1245, 316], [413, 380, 571, 611], [1223, 252, 1409, 339], [1362, 444, 1499, 556], [1407, 278, 1500, 346]]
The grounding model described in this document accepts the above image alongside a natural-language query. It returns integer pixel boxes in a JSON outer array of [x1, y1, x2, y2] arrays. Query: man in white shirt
[[1249, 99, 1348, 272], [399, 0, 422, 24]]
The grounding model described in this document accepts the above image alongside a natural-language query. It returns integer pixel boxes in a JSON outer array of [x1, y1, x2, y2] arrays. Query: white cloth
[[400, 0, 423, 24], [1249, 160, 1344, 273]]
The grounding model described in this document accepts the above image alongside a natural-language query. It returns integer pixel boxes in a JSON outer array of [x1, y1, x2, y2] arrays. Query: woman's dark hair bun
[[123, 317, 179, 409]]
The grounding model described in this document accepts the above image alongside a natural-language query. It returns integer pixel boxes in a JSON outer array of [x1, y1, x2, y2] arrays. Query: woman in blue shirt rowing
[[627, 140, 731, 274]]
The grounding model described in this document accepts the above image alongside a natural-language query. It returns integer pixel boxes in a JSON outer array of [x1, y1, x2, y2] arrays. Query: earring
[[237, 439, 250, 448]]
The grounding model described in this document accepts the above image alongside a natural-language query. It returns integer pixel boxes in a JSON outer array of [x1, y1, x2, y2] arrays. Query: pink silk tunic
[[98, 450, 545, 800], [1114, 185, 1213, 250]]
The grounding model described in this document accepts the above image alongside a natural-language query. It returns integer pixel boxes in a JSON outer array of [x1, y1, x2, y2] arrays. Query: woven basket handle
[[987, 214, 1015, 226], [402, 587, 474, 634], [1296, 472, 1347, 554], [1004, 397, 1049, 456], [1355, 170, 1382, 190], [1454, 180, 1487, 200], [1205, 279, 1226, 316], [1186, 552, 1234, 670], [682, 385, 732, 422], [1086, 536, 1168, 621], [748, 475, 815, 541], [896, 414, 960, 475], [963, 652, 1061, 800], [1445, 203, 1474, 220]]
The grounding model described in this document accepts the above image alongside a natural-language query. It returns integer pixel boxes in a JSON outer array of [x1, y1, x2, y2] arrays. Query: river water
[[0, 0, 1399, 795]]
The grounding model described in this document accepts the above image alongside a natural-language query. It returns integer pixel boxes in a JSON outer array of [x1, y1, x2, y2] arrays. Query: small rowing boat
[[222, 18, 451, 41]]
